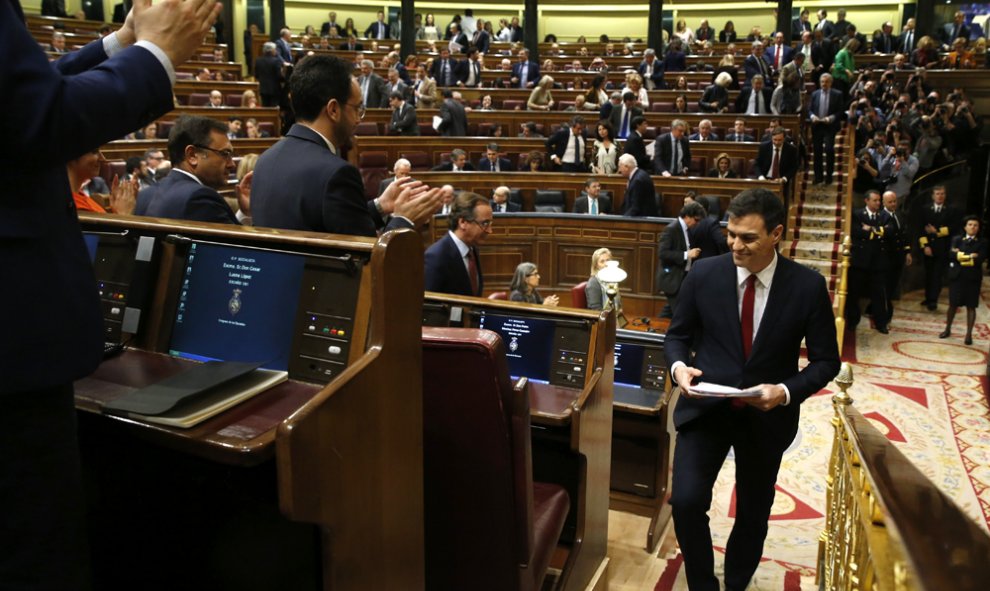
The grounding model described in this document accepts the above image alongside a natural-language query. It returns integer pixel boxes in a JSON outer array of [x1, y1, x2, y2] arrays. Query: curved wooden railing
[[818, 363, 990, 591], [833, 124, 856, 352]]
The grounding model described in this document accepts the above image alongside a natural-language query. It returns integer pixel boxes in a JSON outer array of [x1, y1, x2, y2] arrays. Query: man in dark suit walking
[[623, 116, 651, 171], [255, 42, 283, 107], [792, 9, 811, 41], [846, 190, 893, 333], [657, 201, 706, 313], [357, 59, 389, 109], [364, 10, 390, 40], [609, 92, 643, 139], [430, 48, 459, 87], [276, 27, 294, 64], [424, 192, 492, 296], [619, 153, 658, 217], [881, 191, 912, 314], [755, 129, 799, 195], [388, 91, 419, 136], [653, 119, 692, 177], [573, 178, 612, 215], [2, 1, 221, 588], [808, 73, 843, 184], [665, 189, 840, 591], [438, 89, 468, 136], [457, 48, 483, 88], [546, 115, 588, 172], [252, 55, 440, 237], [917, 185, 962, 310], [142, 116, 240, 224]]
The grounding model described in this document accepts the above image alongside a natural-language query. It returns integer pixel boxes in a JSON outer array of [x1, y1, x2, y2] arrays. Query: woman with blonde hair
[[674, 18, 694, 45], [241, 89, 258, 108], [527, 75, 555, 111], [509, 262, 559, 306], [585, 248, 622, 310]]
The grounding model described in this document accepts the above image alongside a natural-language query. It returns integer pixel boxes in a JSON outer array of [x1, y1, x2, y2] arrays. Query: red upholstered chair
[[502, 99, 524, 110], [689, 156, 707, 176], [187, 92, 211, 106], [357, 151, 389, 200], [257, 122, 274, 136], [420, 328, 570, 591], [355, 121, 380, 136], [571, 281, 589, 309], [419, 122, 438, 136], [488, 292, 509, 300], [651, 102, 674, 112], [401, 151, 430, 171], [225, 94, 242, 107]]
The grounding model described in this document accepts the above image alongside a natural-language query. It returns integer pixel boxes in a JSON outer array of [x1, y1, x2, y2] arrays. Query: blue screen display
[[168, 242, 305, 370], [613, 341, 646, 388], [477, 312, 555, 383], [83, 233, 99, 262]]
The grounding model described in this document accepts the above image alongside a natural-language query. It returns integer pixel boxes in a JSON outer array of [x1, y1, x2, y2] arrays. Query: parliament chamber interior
[[15, 0, 990, 589]]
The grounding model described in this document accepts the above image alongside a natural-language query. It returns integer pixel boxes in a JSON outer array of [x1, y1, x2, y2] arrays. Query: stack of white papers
[[689, 382, 763, 398]]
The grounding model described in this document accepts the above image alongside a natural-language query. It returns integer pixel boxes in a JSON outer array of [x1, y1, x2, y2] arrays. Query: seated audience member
[[689, 119, 720, 141], [208, 90, 224, 108], [619, 153, 658, 217], [585, 247, 623, 310], [720, 20, 738, 42], [573, 177, 612, 215], [708, 152, 737, 178], [625, 74, 650, 108], [234, 153, 258, 225], [672, 75, 689, 91], [736, 74, 771, 114], [379, 158, 413, 197], [424, 192, 492, 297], [436, 184, 456, 215], [478, 143, 512, 172], [140, 116, 240, 224], [653, 119, 692, 176], [432, 148, 475, 171], [565, 95, 589, 111], [673, 94, 689, 113], [67, 150, 137, 214], [518, 121, 543, 138], [490, 186, 521, 213], [522, 150, 546, 171], [134, 121, 158, 140], [241, 89, 259, 108], [244, 118, 269, 138], [509, 262, 560, 306], [478, 95, 495, 110], [227, 116, 243, 139], [48, 31, 67, 54], [196, 67, 212, 81]]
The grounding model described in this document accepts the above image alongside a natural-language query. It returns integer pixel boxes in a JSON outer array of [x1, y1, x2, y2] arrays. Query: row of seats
[[354, 120, 772, 139], [184, 92, 251, 107]]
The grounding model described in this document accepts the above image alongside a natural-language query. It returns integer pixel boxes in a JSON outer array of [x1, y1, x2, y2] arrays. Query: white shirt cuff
[[134, 40, 177, 87], [669, 361, 687, 387], [780, 383, 791, 406], [102, 31, 124, 57], [235, 210, 251, 225]]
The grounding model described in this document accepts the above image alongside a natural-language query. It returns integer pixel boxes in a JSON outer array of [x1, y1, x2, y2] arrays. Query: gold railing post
[[819, 362, 854, 589], [834, 236, 852, 353]]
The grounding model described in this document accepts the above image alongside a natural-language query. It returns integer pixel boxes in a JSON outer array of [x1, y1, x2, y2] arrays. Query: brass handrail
[[819, 363, 990, 591], [833, 125, 856, 353]]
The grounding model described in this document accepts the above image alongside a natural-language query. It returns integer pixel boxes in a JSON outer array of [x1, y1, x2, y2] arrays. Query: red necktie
[[741, 274, 757, 359], [771, 148, 780, 178], [467, 248, 479, 295]]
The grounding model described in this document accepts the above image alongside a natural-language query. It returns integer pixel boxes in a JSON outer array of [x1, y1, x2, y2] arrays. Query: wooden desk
[[158, 106, 281, 136], [448, 87, 742, 109], [173, 80, 261, 105], [100, 137, 278, 161], [423, 294, 615, 591], [76, 214, 426, 591], [178, 59, 244, 81]]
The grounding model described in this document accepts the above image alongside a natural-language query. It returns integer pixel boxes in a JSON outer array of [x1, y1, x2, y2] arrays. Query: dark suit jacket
[[743, 53, 772, 82], [251, 124, 409, 237], [808, 88, 844, 131], [478, 157, 512, 172], [320, 21, 338, 36], [364, 21, 390, 39], [661, 50, 686, 72], [657, 220, 689, 295], [360, 73, 389, 109], [792, 19, 812, 40], [623, 168, 658, 217], [275, 38, 293, 63], [664, 253, 840, 432], [438, 98, 468, 136], [765, 44, 793, 69], [2, 2, 173, 391], [810, 40, 836, 71], [389, 103, 419, 135], [850, 208, 892, 270], [457, 58, 483, 87], [652, 132, 692, 176], [573, 194, 612, 214], [510, 60, 540, 88], [637, 60, 665, 89], [691, 217, 728, 259], [942, 23, 971, 45], [430, 58, 459, 87], [472, 30, 491, 54], [873, 32, 895, 54], [545, 127, 587, 165], [608, 105, 643, 135], [254, 55, 283, 97], [623, 131, 650, 171], [688, 132, 720, 142], [755, 142, 799, 181], [719, 30, 737, 43], [490, 199, 521, 213], [431, 161, 476, 172], [339, 41, 364, 51], [724, 132, 755, 142], [815, 20, 835, 39], [143, 170, 239, 224], [918, 204, 962, 258], [424, 233, 483, 296], [735, 86, 773, 114]]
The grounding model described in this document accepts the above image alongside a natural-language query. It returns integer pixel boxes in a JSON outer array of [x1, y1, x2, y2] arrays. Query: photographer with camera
[[912, 115, 943, 173], [880, 145, 919, 200]]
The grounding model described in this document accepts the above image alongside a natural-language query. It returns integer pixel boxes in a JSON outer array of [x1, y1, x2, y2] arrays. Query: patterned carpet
[[639, 283, 990, 591]]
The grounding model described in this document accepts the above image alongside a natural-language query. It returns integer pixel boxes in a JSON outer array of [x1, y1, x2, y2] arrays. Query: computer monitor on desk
[[165, 239, 364, 383], [613, 329, 667, 407], [83, 229, 156, 344]]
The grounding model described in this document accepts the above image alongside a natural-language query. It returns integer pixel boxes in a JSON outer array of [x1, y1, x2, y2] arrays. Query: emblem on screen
[[509, 336, 519, 352], [229, 288, 242, 315]]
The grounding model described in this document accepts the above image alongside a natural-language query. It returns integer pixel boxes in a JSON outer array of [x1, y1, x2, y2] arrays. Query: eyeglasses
[[194, 145, 235, 160], [345, 101, 367, 119], [527, 271, 540, 277], [471, 219, 494, 229]]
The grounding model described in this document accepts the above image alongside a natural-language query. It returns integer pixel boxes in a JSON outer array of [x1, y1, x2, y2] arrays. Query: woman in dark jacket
[[940, 215, 987, 345], [719, 21, 738, 43], [509, 262, 559, 306], [699, 71, 732, 112]]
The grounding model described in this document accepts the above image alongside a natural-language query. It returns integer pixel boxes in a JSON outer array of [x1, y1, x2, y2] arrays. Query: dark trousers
[[1, 384, 90, 590], [561, 162, 586, 173], [846, 266, 889, 329], [670, 406, 788, 591], [923, 251, 948, 306], [261, 93, 279, 108], [810, 124, 836, 182]]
